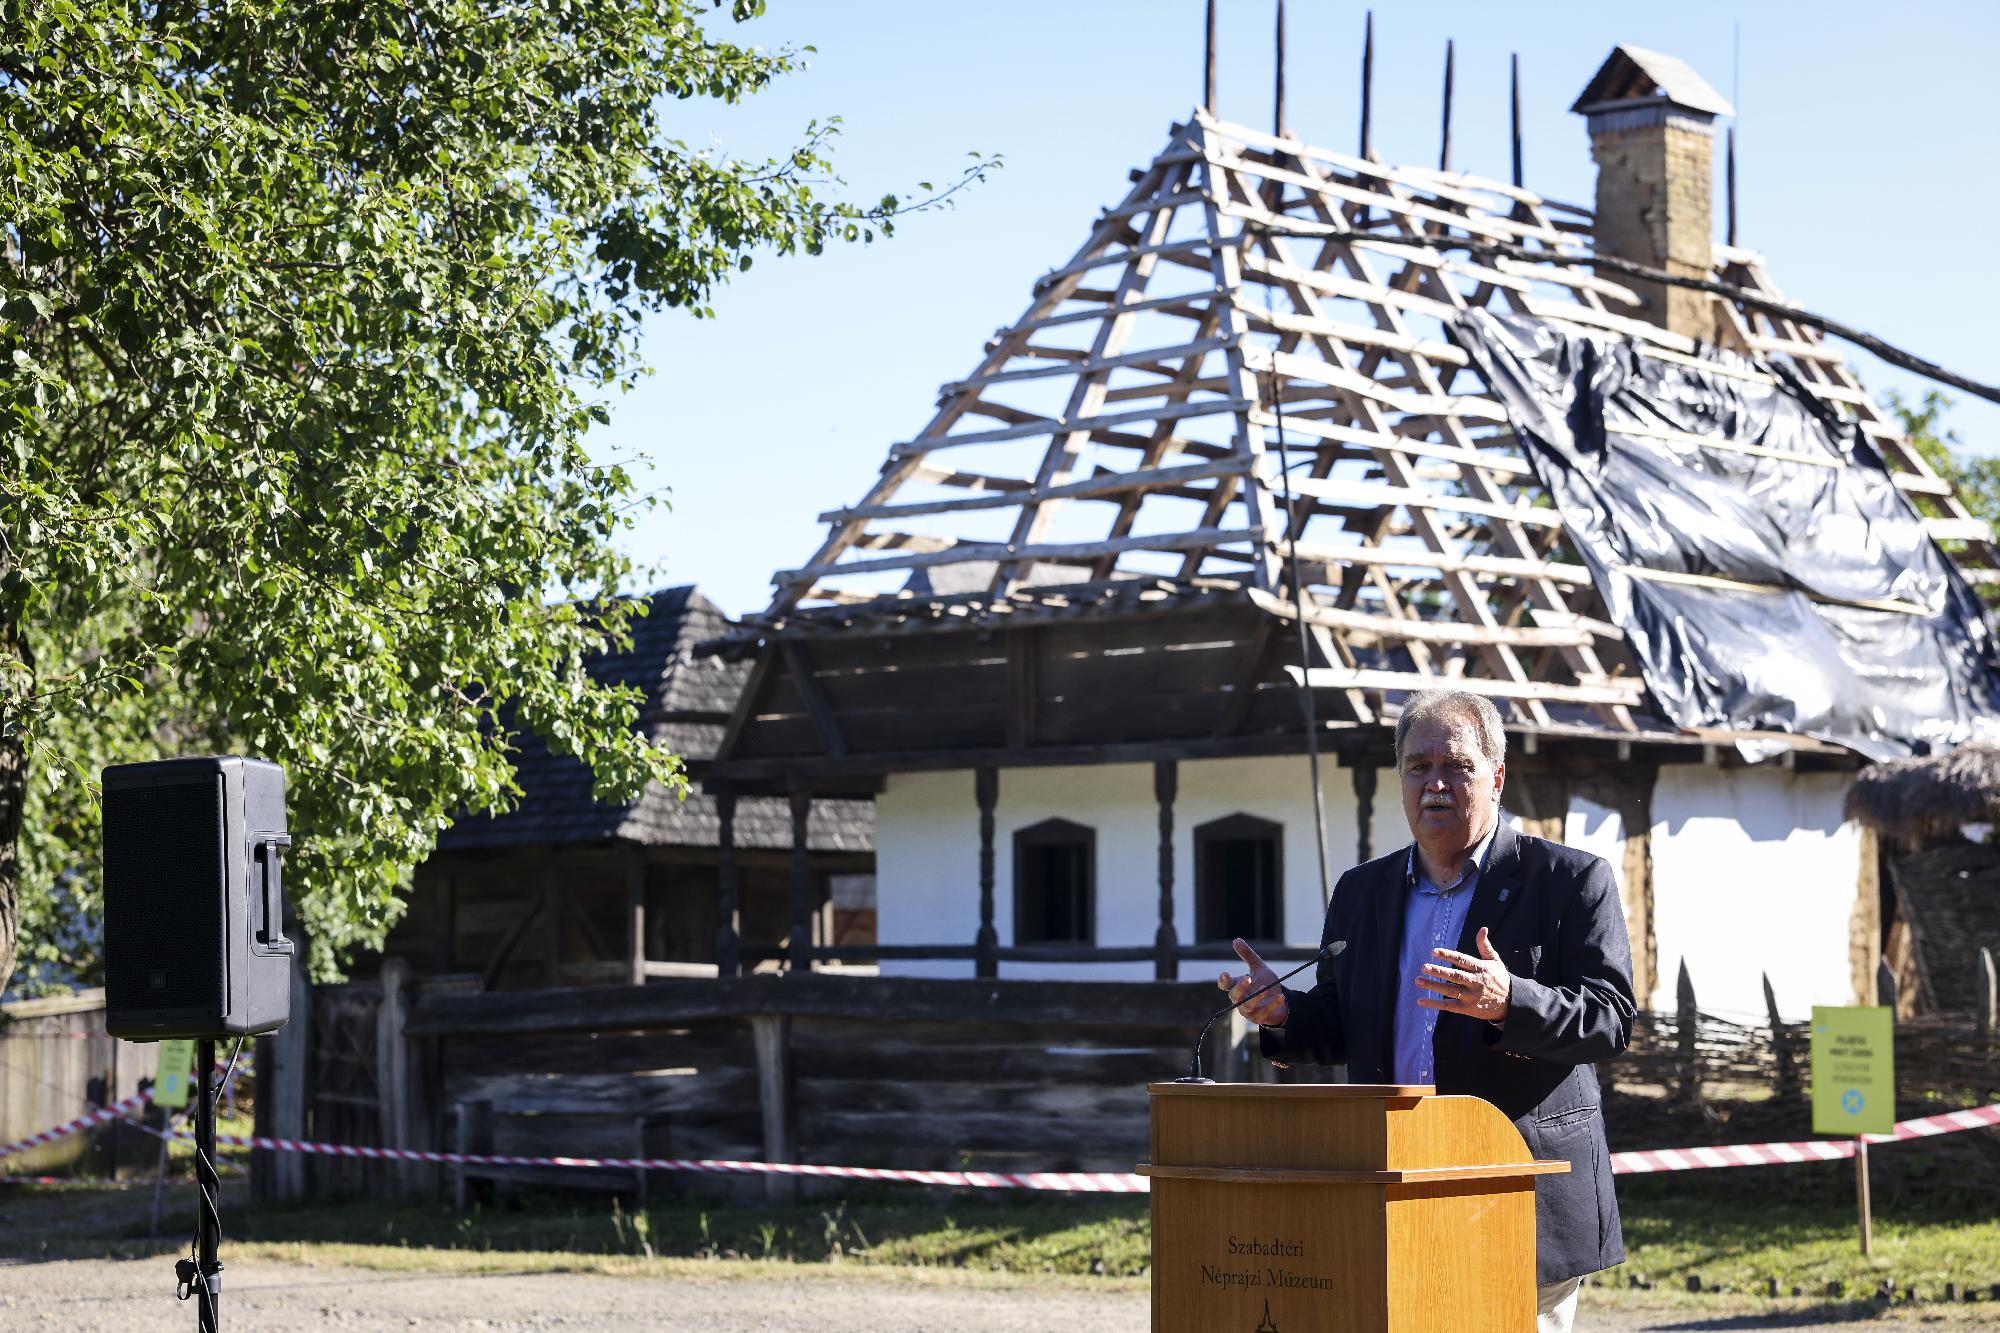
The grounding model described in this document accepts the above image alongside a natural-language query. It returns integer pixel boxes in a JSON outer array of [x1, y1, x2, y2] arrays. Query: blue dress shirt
[[1390, 825, 1499, 1086]]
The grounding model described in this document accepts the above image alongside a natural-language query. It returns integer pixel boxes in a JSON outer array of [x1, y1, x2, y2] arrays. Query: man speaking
[[1220, 689, 1635, 1333]]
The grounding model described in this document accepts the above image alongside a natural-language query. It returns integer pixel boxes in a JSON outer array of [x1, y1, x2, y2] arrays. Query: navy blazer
[[1260, 821, 1636, 1285]]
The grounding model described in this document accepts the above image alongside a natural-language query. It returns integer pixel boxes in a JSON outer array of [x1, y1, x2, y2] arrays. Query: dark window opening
[[1195, 814, 1284, 944], [1014, 819, 1095, 945]]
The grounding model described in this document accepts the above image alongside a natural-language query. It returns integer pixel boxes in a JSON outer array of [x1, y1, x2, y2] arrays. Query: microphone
[[1177, 940, 1347, 1083]]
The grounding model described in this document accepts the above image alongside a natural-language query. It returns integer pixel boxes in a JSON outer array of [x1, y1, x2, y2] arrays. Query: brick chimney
[[1572, 46, 1733, 340]]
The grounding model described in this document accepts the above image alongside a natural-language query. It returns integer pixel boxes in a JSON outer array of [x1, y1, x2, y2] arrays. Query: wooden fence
[[259, 966, 1228, 1203], [253, 958, 2000, 1204], [5, 944, 1982, 1193], [0, 988, 159, 1177]]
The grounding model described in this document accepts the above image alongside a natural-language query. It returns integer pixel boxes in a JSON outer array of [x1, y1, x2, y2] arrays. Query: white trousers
[[1536, 1276, 1583, 1333]]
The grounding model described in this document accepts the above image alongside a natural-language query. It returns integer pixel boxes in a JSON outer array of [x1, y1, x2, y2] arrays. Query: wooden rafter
[[741, 110, 1997, 735]]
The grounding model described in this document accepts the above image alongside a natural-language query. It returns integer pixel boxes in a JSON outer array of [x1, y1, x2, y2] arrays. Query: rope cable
[[1265, 359, 1335, 911]]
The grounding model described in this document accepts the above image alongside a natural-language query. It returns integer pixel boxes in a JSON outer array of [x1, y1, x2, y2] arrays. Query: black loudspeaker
[[103, 756, 294, 1040]]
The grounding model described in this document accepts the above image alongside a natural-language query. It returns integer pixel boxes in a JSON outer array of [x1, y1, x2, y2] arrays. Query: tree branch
[[1403, 233, 2000, 408]]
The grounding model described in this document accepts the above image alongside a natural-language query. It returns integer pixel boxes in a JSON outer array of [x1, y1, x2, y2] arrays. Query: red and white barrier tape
[[8, 1088, 1997, 1193], [127, 1115, 250, 1176], [1609, 1102, 2000, 1174], [0, 1054, 239, 1163], [0, 1090, 153, 1161], [189, 1131, 1145, 1193], [180, 1102, 2000, 1193]]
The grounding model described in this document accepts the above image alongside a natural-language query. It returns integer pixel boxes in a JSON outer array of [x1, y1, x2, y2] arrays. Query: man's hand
[[1415, 926, 1512, 1022], [1217, 938, 1289, 1027]]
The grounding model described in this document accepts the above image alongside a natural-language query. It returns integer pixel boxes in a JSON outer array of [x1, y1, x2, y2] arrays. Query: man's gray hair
[[1394, 689, 1507, 767]]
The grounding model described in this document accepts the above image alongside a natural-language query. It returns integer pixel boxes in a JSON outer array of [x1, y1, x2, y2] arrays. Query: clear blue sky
[[589, 1, 2000, 618]]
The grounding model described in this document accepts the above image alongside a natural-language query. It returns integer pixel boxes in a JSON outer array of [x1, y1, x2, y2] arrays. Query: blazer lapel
[[1358, 846, 1414, 1080], [1457, 820, 1527, 954]]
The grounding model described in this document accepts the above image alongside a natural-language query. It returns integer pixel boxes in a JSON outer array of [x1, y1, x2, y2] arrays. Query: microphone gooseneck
[[1177, 940, 1346, 1083]]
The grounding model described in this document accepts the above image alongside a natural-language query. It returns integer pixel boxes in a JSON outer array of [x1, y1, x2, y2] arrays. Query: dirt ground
[[7, 1258, 1135, 1331], [0, 1256, 1975, 1332]]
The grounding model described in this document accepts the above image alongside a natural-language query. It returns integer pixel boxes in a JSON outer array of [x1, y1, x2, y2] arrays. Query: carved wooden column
[[1154, 759, 1179, 980], [788, 787, 814, 973], [975, 766, 999, 978], [715, 787, 740, 977]]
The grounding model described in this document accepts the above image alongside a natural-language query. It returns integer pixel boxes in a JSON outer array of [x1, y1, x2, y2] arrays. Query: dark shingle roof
[[439, 587, 871, 854]]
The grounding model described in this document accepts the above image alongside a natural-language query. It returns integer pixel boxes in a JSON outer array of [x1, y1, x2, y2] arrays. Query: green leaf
[[0, 0, 992, 992]]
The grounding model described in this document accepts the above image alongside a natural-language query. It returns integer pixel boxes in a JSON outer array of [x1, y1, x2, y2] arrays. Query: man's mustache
[[1421, 794, 1455, 808]]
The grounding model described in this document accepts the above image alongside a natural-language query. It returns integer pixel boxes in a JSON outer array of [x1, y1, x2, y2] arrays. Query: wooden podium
[[1138, 1083, 1567, 1332]]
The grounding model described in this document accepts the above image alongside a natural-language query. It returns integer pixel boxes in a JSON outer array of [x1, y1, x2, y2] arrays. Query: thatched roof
[[1845, 745, 2000, 841]]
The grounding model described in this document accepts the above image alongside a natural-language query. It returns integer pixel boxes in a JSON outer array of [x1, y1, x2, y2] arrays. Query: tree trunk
[[0, 623, 29, 998]]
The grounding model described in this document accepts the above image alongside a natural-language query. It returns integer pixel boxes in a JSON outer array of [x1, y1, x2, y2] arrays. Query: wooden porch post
[[789, 787, 814, 973], [715, 787, 740, 977], [975, 766, 999, 979], [625, 846, 648, 986], [751, 1014, 795, 1202], [1154, 760, 1179, 980]]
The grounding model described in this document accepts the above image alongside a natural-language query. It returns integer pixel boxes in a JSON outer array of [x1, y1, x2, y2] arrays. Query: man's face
[[1399, 714, 1505, 852]]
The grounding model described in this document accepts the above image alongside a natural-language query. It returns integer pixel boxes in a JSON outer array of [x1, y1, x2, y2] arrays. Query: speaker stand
[[177, 1037, 224, 1330]]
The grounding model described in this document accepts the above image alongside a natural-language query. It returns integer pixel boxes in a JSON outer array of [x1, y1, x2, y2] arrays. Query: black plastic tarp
[[1453, 310, 2000, 760]]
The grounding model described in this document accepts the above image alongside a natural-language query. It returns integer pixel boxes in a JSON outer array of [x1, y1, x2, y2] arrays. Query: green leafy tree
[[1887, 389, 2000, 537], [0, 1, 993, 992]]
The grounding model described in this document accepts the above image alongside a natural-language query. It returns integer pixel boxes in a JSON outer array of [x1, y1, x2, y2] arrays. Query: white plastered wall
[[874, 756, 1364, 979], [1561, 794, 1627, 932], [1175, 755, 1364, 958], [1648, 766, 1861, 1021], [878, 758, 1863, 1011]]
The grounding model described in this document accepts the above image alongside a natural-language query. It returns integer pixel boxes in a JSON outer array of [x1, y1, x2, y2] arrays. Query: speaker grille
[[104, 777, 225, 1017]]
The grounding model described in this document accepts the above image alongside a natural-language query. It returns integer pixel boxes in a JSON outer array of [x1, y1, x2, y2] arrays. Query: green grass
[[242, 1191, 1156, 1277], [7, 1163, 2000, 1314], [1609, 1170, 2000, 1303]]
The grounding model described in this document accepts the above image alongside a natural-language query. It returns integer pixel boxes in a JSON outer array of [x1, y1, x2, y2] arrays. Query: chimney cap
[[1571, 45, 1733, 119]]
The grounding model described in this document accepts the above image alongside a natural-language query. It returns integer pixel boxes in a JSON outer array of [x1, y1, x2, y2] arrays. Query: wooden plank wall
[[0, 988, 158, 1177], [390, 975, 1222, 1199], [444, 1019, 764, 1168], [789, 1015, 1179, 1174], [276, 969, 2000, 1203]]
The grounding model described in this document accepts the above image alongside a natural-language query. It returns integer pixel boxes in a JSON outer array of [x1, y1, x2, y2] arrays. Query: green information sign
[[1810, 1006, 1894, 1137], [154, 1039, 194, 1111]]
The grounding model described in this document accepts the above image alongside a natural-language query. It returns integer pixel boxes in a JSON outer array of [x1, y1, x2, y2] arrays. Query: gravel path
[[0, 1257, 1955, 1331], [0, 1259, 1148, 1332]]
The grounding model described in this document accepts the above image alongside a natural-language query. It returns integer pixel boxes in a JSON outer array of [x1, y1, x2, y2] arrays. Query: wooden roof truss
[[749, 111, 1994, 736]]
